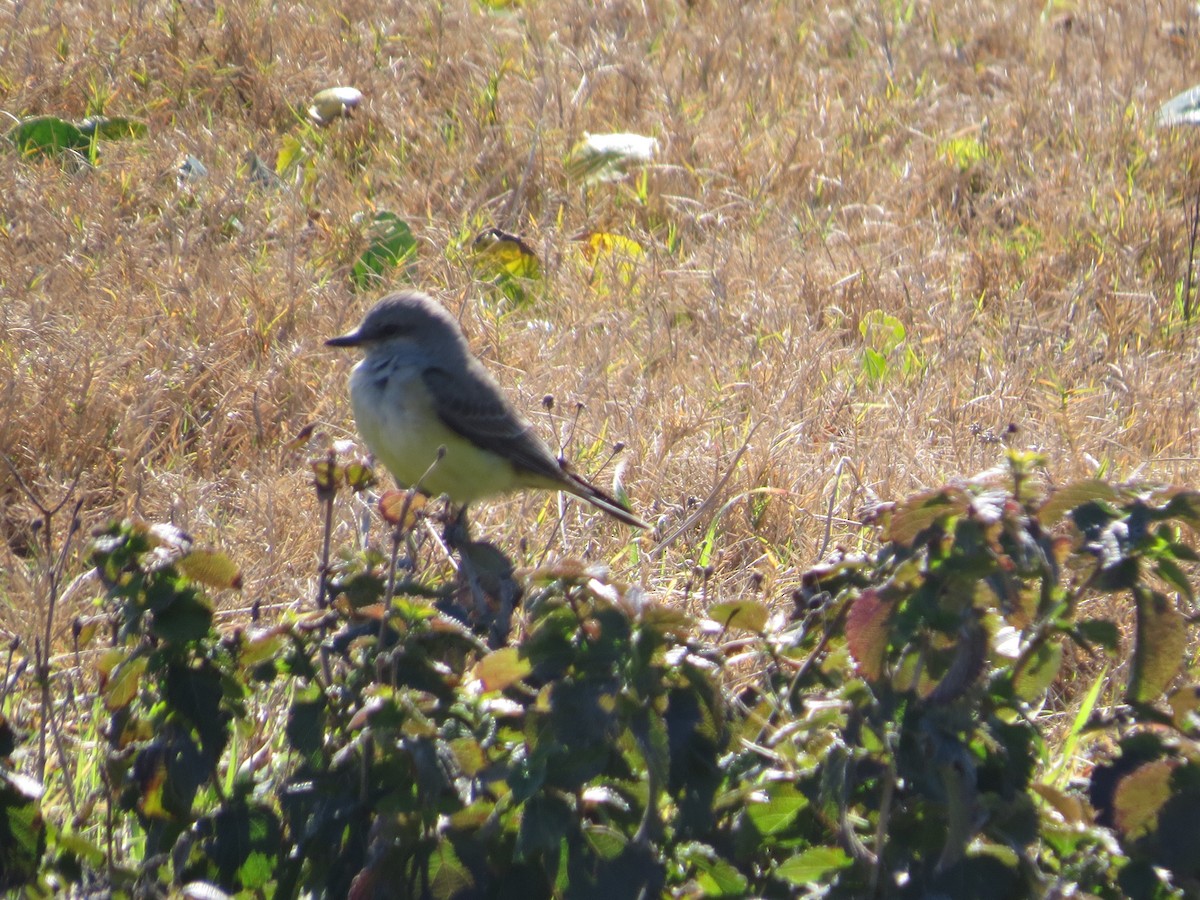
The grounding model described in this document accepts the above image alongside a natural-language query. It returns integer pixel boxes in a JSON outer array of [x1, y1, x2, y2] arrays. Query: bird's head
[[326, 290, 466, 353]]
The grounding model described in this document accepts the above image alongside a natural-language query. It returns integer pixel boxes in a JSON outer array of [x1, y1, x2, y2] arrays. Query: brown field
[[3, 0, 1200, 660]]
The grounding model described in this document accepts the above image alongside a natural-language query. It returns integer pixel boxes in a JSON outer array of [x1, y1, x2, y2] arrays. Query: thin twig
[[647, 420, 762, 559]]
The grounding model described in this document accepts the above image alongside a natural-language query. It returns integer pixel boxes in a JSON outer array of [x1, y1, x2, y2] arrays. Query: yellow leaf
[[472, 228, 541, 280], [473, 647, 531, 692], [179, 549, 242, 590], [104, 655, 148, 711]]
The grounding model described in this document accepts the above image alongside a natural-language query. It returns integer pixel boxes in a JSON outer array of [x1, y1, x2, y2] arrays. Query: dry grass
[[3, 0, 1200, 660]]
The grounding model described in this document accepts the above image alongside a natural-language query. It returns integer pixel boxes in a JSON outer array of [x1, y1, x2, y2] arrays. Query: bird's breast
[[346, 359, 522, 503]]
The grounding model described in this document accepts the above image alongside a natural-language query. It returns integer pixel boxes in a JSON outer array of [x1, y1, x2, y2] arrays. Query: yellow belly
[[348, 361, 523, 503]]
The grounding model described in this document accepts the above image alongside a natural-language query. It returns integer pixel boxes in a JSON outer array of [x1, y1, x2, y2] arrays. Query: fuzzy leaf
[[1113, 759, 1175, 838], [179, 549, 242, 590], [1128, 589, 1186, 704]]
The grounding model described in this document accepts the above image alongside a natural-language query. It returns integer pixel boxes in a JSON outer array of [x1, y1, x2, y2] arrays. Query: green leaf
[[77, 115, 147, 140], [1073, 619, 1120, 651], [1168, 684, 1200, 729], [1038, 479, 1120, 526], [775, 846, 852, 885], [515, 793, 572, 861], [1012, 640, 1063, 702], [103, 655, 148, 711], [886, 486, 972, 544], [1154, 557, 1194, 604], [693, 855, 748, 895], [707, 599, 768, 633], [474, 647, 531, 692], [287, 685, 326, 755], [0, 768, 45, 885], [744, 784, 809, 836], [1128, 589, 1186, 704], [7, 115, 89, 157], [351, 212, 417, 290], [150, 588, 214, 644], [860, 346, 888, 384]]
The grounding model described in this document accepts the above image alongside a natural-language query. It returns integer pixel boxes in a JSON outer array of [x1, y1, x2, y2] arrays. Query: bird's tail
[[565, 473, 649, 529]]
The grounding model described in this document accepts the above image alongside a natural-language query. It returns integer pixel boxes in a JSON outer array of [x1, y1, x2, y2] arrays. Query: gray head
[[326, 291, 470, 356]]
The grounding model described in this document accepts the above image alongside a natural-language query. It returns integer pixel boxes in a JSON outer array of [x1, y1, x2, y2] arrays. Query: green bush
[[3, 450, 1199, 898]]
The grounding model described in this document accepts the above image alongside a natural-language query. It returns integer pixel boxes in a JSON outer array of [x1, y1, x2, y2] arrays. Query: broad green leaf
[[1168, 684, 1200, 729], [693, 855, 748, 895], [745, 784, 809, 835], [1154, 557, 1194, 604], [103, 655, 148, 710], [775, 846, 852, 885], [1012, 640, 1063, 702], [1073, 619, 1120, 651], [287, 685, 326, 754], [515, 793, 572, 860], [859, 310, 906, 354], [707, 599, 768, 633], [150, 589, 214, 644], [274, 134, 307, 177], [239, 627, 287, 667], [860, 347, 888, 384], [7, 115, 89, 157], [351, 212, 418, 290], [0, 768, 44, 883], [886, 486, 972, 544], [77, 115, 147, 140], [1032, 783, 1087, 824]]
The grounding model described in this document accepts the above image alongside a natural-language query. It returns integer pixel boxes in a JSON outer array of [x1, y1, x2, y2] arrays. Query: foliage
[[6, 114, 146, 164], [3, 451, 1200, 897]]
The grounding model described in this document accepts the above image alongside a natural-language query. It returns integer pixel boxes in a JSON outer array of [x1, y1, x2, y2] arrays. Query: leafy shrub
[[3, 450, 1199, 898]]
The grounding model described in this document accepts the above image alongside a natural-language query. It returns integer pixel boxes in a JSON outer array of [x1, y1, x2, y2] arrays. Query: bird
[[326, 290, 647, 529]]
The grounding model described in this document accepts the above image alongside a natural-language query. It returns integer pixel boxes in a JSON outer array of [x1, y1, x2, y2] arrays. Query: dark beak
[[325, 330, 363, 348]]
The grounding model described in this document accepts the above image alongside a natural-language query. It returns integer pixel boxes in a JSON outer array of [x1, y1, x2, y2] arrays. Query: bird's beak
[[325, 329, 363, 348]]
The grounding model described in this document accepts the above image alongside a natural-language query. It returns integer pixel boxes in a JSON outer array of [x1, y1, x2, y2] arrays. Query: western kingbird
[[326, 290, 647, 529]]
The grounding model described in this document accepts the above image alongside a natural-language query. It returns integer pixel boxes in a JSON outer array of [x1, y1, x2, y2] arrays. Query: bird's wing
[[421, 363, 566, 481], [422, 362, 648, 528]]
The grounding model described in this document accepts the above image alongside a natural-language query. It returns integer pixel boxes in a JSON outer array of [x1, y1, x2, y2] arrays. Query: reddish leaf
[[845, 589, 892, 681]]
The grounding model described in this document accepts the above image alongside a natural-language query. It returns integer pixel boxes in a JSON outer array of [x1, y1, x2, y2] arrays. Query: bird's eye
[[375, 323, 409, 339]]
